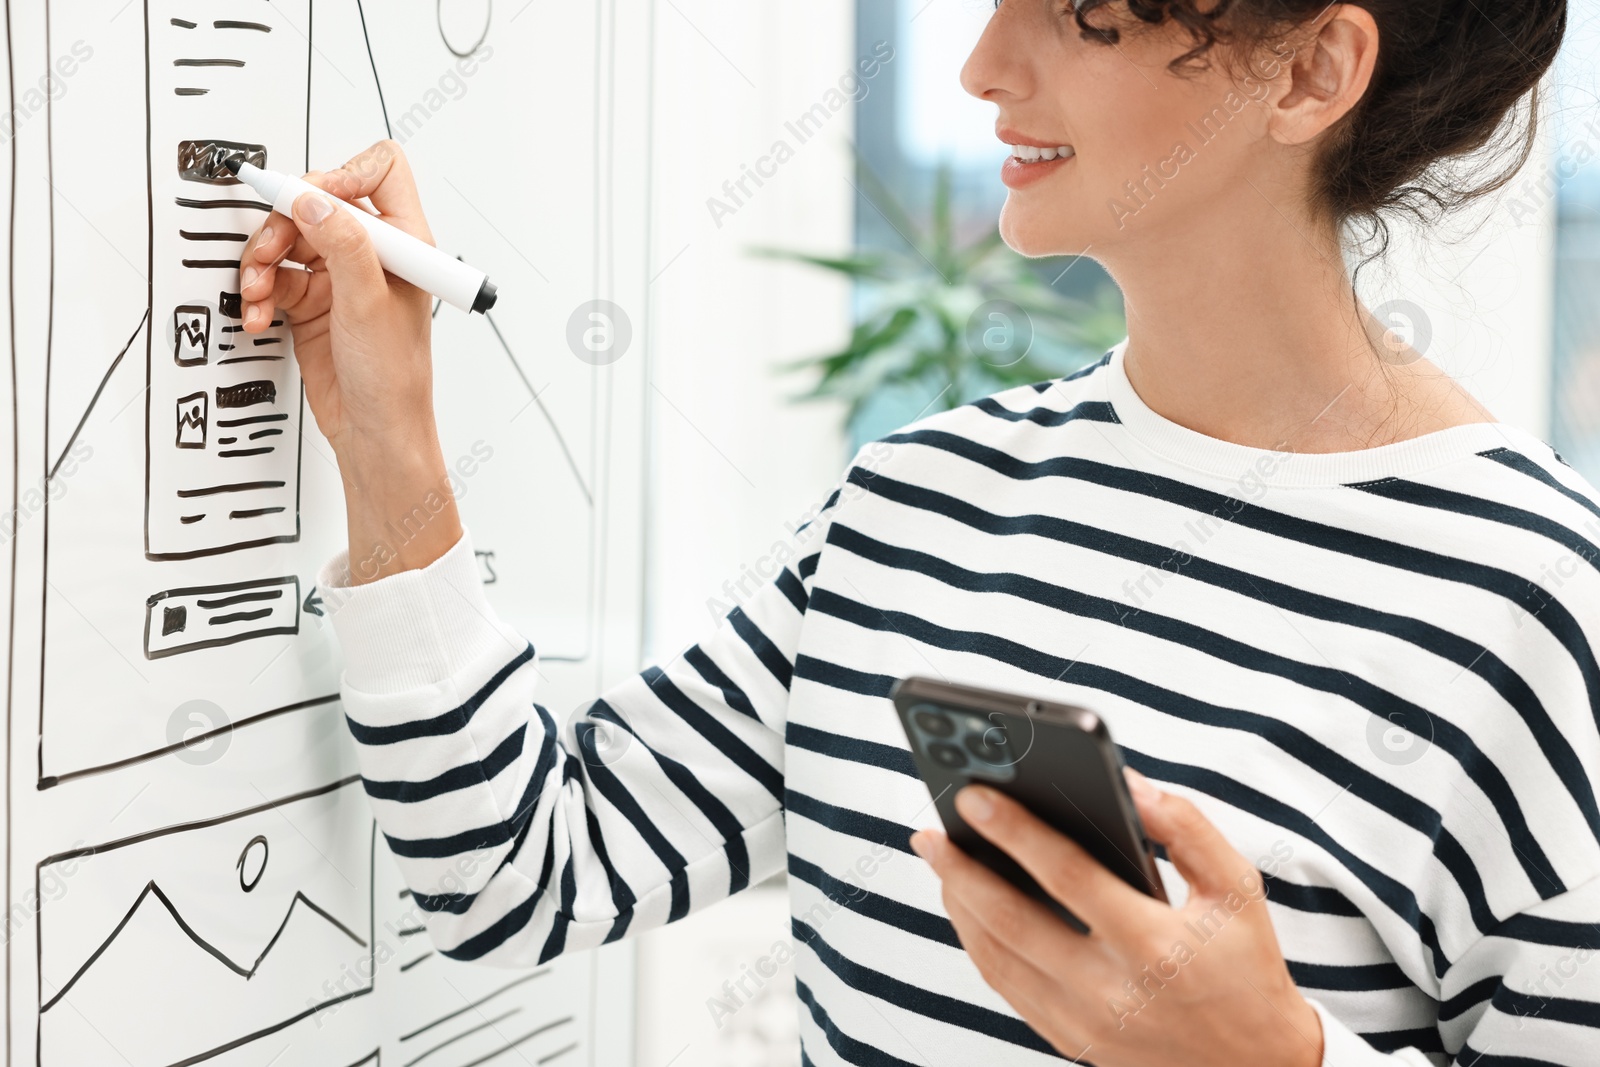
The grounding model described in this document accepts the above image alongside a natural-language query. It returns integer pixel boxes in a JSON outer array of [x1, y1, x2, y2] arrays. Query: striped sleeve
[[317, 458, 861, 966], [1308, 874, 1600, 1066]]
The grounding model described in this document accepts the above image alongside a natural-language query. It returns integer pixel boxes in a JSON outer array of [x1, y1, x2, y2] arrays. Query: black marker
[[224, 156, 497, 314]]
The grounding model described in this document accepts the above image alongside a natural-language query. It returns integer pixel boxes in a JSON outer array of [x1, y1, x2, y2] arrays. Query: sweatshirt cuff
[[317, 527, 524, 695], [1306, 998, 1391, 1066]]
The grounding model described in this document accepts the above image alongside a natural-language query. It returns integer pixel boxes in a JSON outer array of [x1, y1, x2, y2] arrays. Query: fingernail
[[957, 786, 995, 823], [244, 305, 262, 327], [242, 266, 259, 289], [259, 225, 274, 246], [909, 830, 941, 862], [296, 194, 333, 225]]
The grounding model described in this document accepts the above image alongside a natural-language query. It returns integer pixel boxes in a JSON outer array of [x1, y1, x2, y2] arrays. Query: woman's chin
[[997, 203, 1094, 260]]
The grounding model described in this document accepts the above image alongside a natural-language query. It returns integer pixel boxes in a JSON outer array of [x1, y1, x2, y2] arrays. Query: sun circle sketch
[[438, 0, 492, 58], [236, 834, 269, 892], [167, 699, 232, 766], [566, 299, 633, 366]]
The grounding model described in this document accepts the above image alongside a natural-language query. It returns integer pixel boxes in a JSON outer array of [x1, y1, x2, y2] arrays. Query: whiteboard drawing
[[146, 3, 308, 560], [6, 0, 648, 1063], [37, 779, 374, 1067], [35, 0, 619, 784], [370, 831, 592, 1067], [38, 0, 331, 785]]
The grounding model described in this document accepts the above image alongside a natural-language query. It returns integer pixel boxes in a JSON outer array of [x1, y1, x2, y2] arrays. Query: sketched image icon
[[176, 391, 208, 449], [36, 780, 375, 1067], [172, 304, 211, 365]]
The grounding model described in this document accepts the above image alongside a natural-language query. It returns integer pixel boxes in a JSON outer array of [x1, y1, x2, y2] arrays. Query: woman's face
[[961, 1, 1296, 258]]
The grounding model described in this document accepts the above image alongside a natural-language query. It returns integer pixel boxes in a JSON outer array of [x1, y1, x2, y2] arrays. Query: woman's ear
[[1267, 4, 1380, 147]]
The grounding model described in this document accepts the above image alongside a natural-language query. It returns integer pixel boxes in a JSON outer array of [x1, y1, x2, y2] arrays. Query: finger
[[955, 785, 1160, 937], [944, 894, 1092, 1055], [241, 215, 327, 333], [1125, 772, 1258, 899], [237, 171, 373, 272], [316, 140, 433, 244], [241, 211, 297, 269], [241, 257, 311, 335], [286, 192, 387, 316], [914, 828, 1089, 971], [268, 263, 322, 324]]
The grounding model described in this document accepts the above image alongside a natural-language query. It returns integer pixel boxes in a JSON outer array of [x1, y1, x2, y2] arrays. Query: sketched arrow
[[303, 585, 324, 616]]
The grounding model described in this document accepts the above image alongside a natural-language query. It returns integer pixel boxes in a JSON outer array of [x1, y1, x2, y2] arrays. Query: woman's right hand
[[238, 140, 463, 582]]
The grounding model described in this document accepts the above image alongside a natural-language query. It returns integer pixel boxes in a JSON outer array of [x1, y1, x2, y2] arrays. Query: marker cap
[[472, 280, 498, 314]]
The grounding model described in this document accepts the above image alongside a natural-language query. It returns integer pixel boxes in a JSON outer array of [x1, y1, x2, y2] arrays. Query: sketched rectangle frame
[[33, 776, 376, 1067]]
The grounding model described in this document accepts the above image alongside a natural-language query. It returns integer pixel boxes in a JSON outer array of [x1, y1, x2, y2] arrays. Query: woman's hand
[[238, 140, 461, 582], [911, 771, 1324, 1067]]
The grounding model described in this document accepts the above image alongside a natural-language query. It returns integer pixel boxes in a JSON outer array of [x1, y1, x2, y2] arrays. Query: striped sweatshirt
[[320, 340, 1600, 1066]]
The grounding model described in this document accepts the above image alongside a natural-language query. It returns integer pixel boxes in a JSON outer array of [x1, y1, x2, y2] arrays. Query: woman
[[238, 1, 1592, 1063]]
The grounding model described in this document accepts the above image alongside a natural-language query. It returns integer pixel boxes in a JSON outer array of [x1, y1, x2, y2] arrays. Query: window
[[1552, 2, 1600, 477], [850, 0, 1123, 446]]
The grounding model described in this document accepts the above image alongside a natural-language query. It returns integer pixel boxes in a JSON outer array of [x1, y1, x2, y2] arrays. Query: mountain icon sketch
[[178, 406, 205, 432], [175, 319, 207, 350], [41, 880, 367, 1013]]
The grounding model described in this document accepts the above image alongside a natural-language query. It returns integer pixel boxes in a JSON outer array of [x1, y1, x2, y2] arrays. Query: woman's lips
[[1001, 151, 1074, 189]]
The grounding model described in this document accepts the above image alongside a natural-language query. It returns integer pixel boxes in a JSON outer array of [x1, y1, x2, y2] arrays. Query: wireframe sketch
[[34, 0, 612, 784], [36, 0, 331, 784], [9, 0, 648, 1063], [373, 832, 589, 1067], [37, 780, 374, 1067], [147, 7, 306, 560]]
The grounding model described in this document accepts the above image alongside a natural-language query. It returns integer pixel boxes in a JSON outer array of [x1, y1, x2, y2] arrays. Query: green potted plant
[[756, 162, 1127, 443]]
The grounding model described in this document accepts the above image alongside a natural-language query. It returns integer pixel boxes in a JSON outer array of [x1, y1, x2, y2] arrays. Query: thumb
[[1126, 769, 1258, 901], [291, 191, 387, 313]]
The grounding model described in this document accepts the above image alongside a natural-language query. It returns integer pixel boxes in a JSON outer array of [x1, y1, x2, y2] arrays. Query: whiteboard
[[0, 0, 652, 1063]]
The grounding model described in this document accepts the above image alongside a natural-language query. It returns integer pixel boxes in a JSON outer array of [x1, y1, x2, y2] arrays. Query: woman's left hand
[[911, 770, 1324, 1067]]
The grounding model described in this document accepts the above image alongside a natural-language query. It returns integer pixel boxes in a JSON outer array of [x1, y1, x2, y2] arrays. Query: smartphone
[[891, 675, 1168, 932]]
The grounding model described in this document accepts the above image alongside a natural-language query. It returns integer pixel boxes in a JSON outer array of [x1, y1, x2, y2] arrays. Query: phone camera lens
[[912, 708, 956, 738], [927, 741, 967, 769], [964, 727, 1009, 764]]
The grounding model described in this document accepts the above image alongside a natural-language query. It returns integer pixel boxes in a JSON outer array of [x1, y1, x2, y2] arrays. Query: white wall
[[1352, 92, 1558, 438], [635, 1, 857, 1064], [642, 0, 859, 667]]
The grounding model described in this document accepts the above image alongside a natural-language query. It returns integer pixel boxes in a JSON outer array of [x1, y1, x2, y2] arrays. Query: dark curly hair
[[1068, 0, 1568, 245]]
